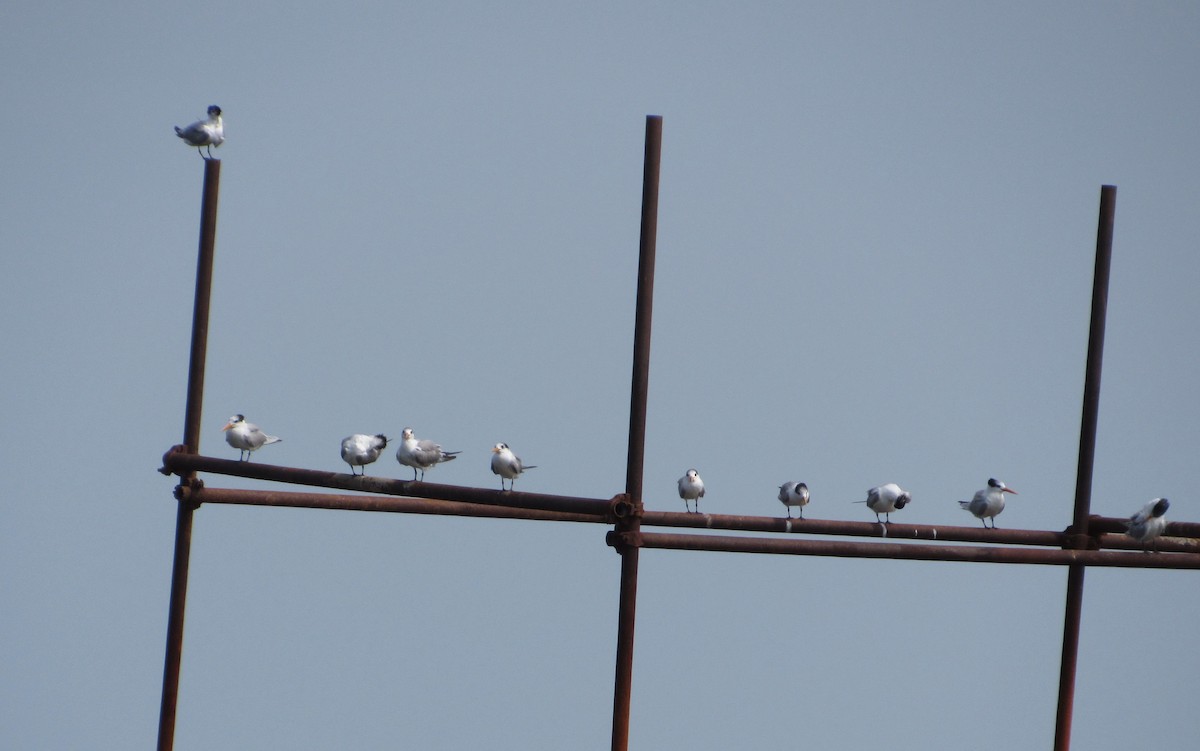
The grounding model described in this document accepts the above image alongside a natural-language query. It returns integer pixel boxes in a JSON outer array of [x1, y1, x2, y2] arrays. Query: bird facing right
[[678, 469, 705, 513], [491, 442, 536, 491], [175, 105, 224, 159], [778, 481, 810, 519], [861, 483, 911, 524], [959, 478, 1018, 528], [341, 434, 390, 476], [1126, 497, 1170, 549], [222, 414, 281, 461]]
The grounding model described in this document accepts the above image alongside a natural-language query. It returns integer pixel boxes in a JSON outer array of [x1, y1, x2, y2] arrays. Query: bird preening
[[222, 414, 281, 461], [860, 483, 911, 524], [1126, 497, 1170, 550], [341, 434, 390, 476], [175, 105, 224, 160], [778, 481, 810, 519]]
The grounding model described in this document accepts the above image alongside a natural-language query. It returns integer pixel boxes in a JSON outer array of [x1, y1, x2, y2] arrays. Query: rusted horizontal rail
[[160, 447, 618, 518], [179, 485, 608, 524], [641, 511, 1200, 553], [618, 531, 1200, 569], [166, 446, 1200, 551], [162, 450, 1200, 556]]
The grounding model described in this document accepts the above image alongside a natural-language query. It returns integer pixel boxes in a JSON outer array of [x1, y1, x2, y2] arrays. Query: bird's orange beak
[[221, 422, 234, 431], [1003, 488, 1018, 495]]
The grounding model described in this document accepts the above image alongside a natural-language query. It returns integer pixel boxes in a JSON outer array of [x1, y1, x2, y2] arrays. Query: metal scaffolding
[[155, 120, 1199, 751]]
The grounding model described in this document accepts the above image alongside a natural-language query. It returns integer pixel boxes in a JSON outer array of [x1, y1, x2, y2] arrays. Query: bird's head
[[222, 414, 245, 431], [988, 478, 1018, 494], [207, 105, 222, 118], [1152, 498, 1170, 518], [375, 434, 390, 446], [402, 428, 415, 439], [894, 492, 911, 509], [492, 443, 508, 453]]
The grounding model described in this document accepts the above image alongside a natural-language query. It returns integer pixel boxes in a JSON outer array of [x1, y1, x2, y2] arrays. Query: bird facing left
[[491, 443, 537, 491], [174, 105, 224, 160], [222, 414, 281, 461]]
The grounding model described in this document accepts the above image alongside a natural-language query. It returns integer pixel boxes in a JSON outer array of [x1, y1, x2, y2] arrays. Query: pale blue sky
[[3, 2, 1198, 748]]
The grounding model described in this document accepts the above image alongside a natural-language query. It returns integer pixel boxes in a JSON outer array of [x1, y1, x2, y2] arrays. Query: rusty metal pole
[[611, 115, 661, 751], [1053, 185, 1115, 751], [158, 158, 221, 751]]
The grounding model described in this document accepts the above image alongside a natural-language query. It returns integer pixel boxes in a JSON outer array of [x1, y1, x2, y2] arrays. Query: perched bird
[[1126, 497, 1170, 550], [221, 414, 280, 461], [491, 443, 536, 491], [175, 105, 224, 159], [959, 478, 1018, 528], [678, 469, 705, 513], [396, 427, 460, 481], [778, 481, 810, 519], [860, 483, 911, 524], [341, 434, 390, 476]]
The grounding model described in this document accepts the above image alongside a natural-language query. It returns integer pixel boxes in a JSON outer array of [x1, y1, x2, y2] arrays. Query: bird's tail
[[957, 500, 970, 509], [264, 436, 282, 445], [524, 465, 538, 471], [443, 452, 461, 460], [174, 126, 184, 136]]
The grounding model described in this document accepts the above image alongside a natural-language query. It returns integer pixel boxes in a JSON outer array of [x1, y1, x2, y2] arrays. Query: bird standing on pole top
[[175, 105, 224, 159]]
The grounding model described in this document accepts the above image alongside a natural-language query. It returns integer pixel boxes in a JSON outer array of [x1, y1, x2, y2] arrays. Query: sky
[[3, 1, 1198, 748]]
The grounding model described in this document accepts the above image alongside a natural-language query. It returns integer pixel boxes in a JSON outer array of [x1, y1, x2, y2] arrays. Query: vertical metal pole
[[1053, 184, 1115, 751], [158, 158, 221, 751], [612, 115, 662, 751]]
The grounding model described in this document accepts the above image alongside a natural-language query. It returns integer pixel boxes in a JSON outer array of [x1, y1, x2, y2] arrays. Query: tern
[[396, 427, 460, 481], [491, 443, 536, 491], [175, 105, 224, 160], [858, 483, 911, 524], [959, 478, 1018, 528], [221, 414, 280, 461], [778, 481, 810, 519], [341, 434, 390, 476], [678, 469, 705, 513], [1126, 497, 1170, 550]]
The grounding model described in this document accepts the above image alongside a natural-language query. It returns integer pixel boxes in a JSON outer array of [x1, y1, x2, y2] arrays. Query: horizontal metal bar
[[160, 447, 617, 518], [640, 511, 1200, 554], [162, 448, 1200, 554], [618, 531, 1200, 569], [180, 486, 607, 524], [642, 511, 1065, 546]]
